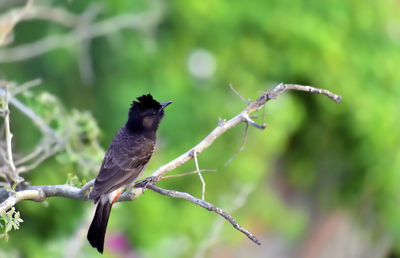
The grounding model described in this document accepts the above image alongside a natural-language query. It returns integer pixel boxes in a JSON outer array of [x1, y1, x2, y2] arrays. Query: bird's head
[[127, 94, 172, 132]]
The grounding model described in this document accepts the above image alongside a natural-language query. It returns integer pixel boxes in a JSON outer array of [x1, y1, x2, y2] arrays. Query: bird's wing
[[89, 130, 154, 201]]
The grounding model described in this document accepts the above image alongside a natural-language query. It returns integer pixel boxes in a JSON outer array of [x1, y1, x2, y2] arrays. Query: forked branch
[[146, 184, 261, 245], [0, 83, 342, 245]]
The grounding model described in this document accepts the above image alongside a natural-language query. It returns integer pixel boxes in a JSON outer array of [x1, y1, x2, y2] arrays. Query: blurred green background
[[1, 0, 400, 257]]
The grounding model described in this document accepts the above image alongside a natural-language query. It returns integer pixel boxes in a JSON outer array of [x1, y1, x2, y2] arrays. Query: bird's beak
[[160, 101, 173, 110]]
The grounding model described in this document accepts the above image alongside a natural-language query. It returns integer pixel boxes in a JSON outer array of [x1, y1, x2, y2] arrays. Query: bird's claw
[[135, 176, 158, 193]]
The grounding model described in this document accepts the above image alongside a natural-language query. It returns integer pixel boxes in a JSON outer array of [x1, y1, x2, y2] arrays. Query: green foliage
[[56, 110, 104, 178], [0, 208, 23, 241], [18, 88, 105, 179]]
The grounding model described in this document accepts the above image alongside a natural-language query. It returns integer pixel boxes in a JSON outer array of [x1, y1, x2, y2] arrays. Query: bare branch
[[195, 184, 255, 258], [0, 0, 34, 46], [0, 2, 165, 63], [21, 5, 79, 27], [193, 151, 206, 200], [76, 4, 103, 85], [229, 84, 247, 104], [0, 79, 63, 177], [267, 83, 342, 103], [148, 115, 245, 181], [11, 78, 42, 96], [14, 145, 44, 166], [146, 184, 261, 246], [4, 88, 16, 172], [16, 141, 64, 174], [0, 3, 78, 28], [0, 79, 65, 178], [0, 83, 342, 245], [1, 84, 19, 183], [0, 180, 95, 215], [1, 91, 57, 138], [122, 83, 341, 197]]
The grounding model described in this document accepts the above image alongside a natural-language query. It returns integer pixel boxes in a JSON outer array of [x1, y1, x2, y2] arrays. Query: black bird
[[87, 94, 172, 254]]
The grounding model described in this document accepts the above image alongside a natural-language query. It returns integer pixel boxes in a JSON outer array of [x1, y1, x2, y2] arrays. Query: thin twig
[[0, 80, 63, 176], [15, 146, 44, 166], [2, 85, 18, 183], [193, 151, 205, 200], [146, 83, 340, 183], [146, 184, 261, 246], [195, 184, 255, 258], [17, 142, 64, 174], [11, 78, 42, 96], [229, 84, 247, 104], [161, 169, 216, 179], [0, 3, 165, 62], [5, 92, 57, 138], [0, 83, 342, 244], [0, 81, 56, 138], [76, 4, 102, 84], [267, 83, 342, 103], [224, 122, 249, 166]]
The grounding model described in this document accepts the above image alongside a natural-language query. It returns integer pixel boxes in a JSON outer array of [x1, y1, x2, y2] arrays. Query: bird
[[87, 94, 172, 254]]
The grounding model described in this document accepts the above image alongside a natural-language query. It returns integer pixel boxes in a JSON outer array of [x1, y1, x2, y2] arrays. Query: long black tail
[[87, 201, 112, 254]]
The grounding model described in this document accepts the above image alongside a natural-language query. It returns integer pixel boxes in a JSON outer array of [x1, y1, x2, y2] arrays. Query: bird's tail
[[87, 201, 112, 254]]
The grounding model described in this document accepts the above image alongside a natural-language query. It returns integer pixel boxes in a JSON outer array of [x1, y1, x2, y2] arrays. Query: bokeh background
[[0, 0, 400, 257]]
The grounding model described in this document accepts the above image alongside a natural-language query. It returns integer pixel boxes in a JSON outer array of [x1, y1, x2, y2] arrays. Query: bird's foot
[[135, 176, 158, 193]]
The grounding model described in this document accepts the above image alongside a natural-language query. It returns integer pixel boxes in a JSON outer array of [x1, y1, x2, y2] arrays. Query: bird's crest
[[130, 94, 161, 111]]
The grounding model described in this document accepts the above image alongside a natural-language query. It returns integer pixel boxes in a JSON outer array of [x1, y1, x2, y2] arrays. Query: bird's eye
[[152, 111, 156, 115]]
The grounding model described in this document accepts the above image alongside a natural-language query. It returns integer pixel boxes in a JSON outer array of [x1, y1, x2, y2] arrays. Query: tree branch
[[195, 184, 255, 258], [146, 83, 340, 182], [0, 180, 95, 216], [0, 80, 64, 181], [20, 5, 79, 27], [0, 0, 165, 63], [146, 184, 261, 245], [0, 84, 19, 183], [193, 151, 206, 200], [267, 83, 342, 103], [0, 0, 33, 46], [0, 87, 57, 138], [0, 83, 342, 244]]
